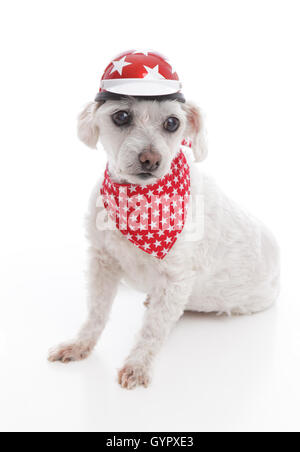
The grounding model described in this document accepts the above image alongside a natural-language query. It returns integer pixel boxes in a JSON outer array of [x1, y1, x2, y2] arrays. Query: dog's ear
[[77, 102, 101, 149], [183, 101, 208, 162]]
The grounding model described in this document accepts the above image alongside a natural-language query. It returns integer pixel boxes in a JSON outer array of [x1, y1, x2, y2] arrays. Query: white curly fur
[[49, 98, 280, 390]]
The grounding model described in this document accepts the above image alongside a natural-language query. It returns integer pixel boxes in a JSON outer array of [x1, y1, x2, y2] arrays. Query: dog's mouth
[[137, 172, 156, 180]]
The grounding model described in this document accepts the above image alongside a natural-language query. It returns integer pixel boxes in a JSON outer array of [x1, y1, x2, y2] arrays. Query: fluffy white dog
[[49, 97, 280, 390]]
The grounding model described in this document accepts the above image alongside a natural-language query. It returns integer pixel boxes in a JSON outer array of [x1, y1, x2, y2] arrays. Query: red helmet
[[95, 50, 184, 102]]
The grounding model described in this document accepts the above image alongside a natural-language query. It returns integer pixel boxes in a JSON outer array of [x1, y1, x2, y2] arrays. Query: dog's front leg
[[48, 248, 121, 363], [118, 280, 191, 389]]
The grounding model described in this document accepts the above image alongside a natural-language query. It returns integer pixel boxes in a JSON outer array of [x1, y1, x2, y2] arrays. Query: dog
[[48, 94, 280, 389]]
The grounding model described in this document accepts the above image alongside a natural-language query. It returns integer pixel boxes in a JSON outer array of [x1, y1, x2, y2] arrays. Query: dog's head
[[78, 97, 207, 185]]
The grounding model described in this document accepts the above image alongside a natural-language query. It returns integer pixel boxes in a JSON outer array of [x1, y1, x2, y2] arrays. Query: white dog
[[48, 96, 280, 390]]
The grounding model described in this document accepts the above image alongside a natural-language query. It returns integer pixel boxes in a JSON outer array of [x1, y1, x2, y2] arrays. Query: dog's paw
[[48, 341, 94, 364], [118, 363, 150, 390]]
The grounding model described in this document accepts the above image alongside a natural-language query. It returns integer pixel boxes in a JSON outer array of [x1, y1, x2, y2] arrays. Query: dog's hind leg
[[48, 248, 122, 363]]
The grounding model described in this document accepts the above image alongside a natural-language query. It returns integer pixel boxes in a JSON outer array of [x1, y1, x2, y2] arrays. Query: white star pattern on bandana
[[100, 142, 191, 260], [110, 56, 132, 76]]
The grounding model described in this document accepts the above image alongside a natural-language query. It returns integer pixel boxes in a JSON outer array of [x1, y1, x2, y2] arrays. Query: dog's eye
[[112, 111, 131, 127], [164, 117, 180, 132]]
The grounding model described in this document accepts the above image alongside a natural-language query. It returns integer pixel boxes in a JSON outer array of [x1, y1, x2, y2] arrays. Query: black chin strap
[[95, 91, 186, 103]]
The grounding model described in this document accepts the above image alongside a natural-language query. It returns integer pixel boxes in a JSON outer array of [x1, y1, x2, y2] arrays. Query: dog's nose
[[139, 150, 161, 172]]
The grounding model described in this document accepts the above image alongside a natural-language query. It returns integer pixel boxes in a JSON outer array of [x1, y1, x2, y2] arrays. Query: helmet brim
[[100, 78, 181, 96]]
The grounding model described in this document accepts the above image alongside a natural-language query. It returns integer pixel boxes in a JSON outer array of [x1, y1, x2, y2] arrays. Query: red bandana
[[100, 141, 191, 259]]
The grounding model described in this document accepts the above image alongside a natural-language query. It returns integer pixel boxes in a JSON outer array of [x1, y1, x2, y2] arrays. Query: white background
[[0, 0, 299, 432]]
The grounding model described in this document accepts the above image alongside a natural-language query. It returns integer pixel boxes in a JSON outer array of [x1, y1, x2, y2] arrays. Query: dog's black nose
[[139, 150, 161, 172]]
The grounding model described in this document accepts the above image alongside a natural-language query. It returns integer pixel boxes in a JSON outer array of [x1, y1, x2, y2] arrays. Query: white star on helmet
[[110, 56, 132, 76]]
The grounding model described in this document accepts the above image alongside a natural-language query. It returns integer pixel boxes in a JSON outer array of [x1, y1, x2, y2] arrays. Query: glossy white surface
[[0, 243, 299, 432]]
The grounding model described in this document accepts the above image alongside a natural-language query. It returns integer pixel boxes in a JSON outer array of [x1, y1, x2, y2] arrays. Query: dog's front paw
[[48, 341, 94, 364], [118, 363, 150, 390]]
